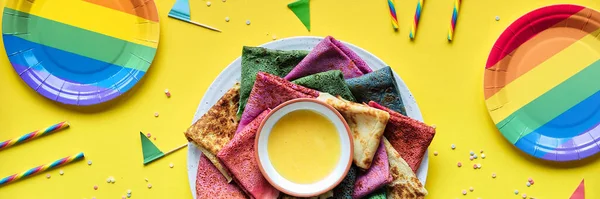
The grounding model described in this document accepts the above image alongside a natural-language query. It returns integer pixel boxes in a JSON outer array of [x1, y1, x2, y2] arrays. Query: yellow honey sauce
[[267, 110, 341, 184]]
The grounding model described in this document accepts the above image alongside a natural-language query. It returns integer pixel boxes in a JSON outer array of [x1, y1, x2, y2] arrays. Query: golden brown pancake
[[185, 83, 241, 182], [382, 138, 427, 199]]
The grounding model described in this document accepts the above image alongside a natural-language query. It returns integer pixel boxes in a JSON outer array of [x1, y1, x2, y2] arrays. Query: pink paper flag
[[570, 179, 585, 199], [218, 110, 279, 199], [284, 36, 372, 81], [352, 139, 393, 199], [237, 72, 319, 133]]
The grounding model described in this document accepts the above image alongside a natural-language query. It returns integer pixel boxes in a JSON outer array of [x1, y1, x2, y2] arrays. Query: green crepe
[[332, 165, 357, 199], [292, 70, 356, 101], [238, 46, 309, 117], [365, 189, 386, 199]]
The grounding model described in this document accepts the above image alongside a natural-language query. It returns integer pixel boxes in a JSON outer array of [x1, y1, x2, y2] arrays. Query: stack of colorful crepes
[[185, 36, 435, 199]]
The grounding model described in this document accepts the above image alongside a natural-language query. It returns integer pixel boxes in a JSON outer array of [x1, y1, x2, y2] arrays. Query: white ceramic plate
[[187, 36, 428, 198]]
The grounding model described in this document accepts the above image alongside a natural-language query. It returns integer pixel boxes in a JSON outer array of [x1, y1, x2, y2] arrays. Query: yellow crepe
[[317, 93, 390, 170], [382, 138, 427, 199], [184, 83, 241, 182]]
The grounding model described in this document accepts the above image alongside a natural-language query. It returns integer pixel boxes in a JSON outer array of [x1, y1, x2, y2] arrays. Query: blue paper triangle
[[169, 0, 191, 21]]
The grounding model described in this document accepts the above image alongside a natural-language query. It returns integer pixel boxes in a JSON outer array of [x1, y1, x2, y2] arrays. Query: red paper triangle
[[570, 179, 585, 199]]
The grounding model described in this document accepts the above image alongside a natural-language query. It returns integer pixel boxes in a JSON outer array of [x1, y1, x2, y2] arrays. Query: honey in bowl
[[267, 109, 341, 184]]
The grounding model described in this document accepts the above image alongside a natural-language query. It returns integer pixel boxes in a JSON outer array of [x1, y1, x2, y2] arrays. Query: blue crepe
[[346, 66, 407, 115]]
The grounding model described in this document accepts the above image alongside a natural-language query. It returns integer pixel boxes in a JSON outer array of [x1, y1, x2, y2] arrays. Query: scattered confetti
[[469, 187, 474, 192], [225, 17, 230, 22], [127, 190, 132, 194], [528, 177, 533, 182], [154, 137, 156, 140], [122, 196, 126, 199], [514, 190, 519, 195], [526, 182, 531, 187], [530, 180, 534, 185], [107, 178, 111, 183], [477, 163, 482, 169], [94, 185, 98, 190], [92, 197, 96, 199], [154, 112, 159, 117], [431, 124, 437, 129], [470, 151, 475, 155], [222, 0, 226, 2], [492, 173, 496, 178], [165, 89, 171, 97], [433, 151, 438, 156], [169, 163, 174, 168], [462, 190, 467, 195], [146, 133, 151, 138], [481, 154, 486, 159], [473, 164, 477, 169], [451, 144, 456, 149], [87, 160, 92, 165], [272, 35, 277, 40], [522, 194, 527, 198], [206, 1, 211, 6], [145, 178, 149, 182], [480, 150, 484, 153], [46, 174, 51, 179], [495, 16, 500, 21], [457, 162, 462, 167], [59, 170, 64, 175], [127, 193, 132, 198], [473, 154, 478, 159], [147, 183, 152, 189], [469, 156, 474, 161], [246, 20, 251, 25]]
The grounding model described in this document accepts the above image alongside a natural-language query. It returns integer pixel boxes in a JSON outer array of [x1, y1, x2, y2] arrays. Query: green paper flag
[[288, 0, 311, 31], [140, 132, 165, 165]]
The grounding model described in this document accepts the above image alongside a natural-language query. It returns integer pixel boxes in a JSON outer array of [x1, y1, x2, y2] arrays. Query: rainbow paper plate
[[2, 0, 160, 105], [485, 4, 600, 161]]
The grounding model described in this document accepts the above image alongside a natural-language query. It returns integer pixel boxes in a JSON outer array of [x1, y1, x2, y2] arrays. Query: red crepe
[[196, 154, 247, 199], [352, 139, 392, 199], [237, 72, 319, 133], [218, 110, 280, 199], [284, 36, 372, 81], [369, 101, 436, 173]]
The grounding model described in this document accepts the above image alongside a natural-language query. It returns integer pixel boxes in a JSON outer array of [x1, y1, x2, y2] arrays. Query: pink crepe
[[284, 36, 372, 81], [217, 110, 279, 199], [237, 72, 319, 133], [352, 139, 392, 199], [196, 155, 247, 199], [369, 101, 436, 173]]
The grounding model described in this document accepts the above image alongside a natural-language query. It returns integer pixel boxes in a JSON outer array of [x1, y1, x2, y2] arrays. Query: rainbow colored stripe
[[0, 152, 84, 186], [485, 4, 600, 161], [447, 0, 460, 41], [409, 0, 423, 39], [0, 121, 69, 150], [2, 0, 159, 105], [387, 0, 398, 30]]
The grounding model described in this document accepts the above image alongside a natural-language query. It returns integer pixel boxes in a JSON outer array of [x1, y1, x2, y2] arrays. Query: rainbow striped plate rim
[[485, 4, 600, 161], [2, 0, 160, 106]]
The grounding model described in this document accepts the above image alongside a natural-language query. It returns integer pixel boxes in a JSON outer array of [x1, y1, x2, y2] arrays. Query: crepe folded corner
[[383, 137, 428, 199], [352, 139, 393, 199], [332, 165, 358, 199], [346, 66, 406, 115], [317, 93, 390, 170], [196, 154, 247, 199], [284, 36, 372, 81], [238, 46, 309, 117], [217, 110, 280, 199], [185, 83, 241, 182], [369, 101, 436, 173], [237, 72, 319, 133], [292, 70, 356, 101]]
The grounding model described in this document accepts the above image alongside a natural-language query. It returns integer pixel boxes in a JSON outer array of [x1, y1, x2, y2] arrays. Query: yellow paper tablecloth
[[1, 0, 599, 198]]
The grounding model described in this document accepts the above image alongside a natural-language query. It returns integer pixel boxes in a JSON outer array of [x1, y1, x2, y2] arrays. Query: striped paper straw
[[0, 121, 70, 150], [409, 0, 424, 39], [448, 0, 461, 41], [0, 152, 84, 186], [388, 0, 399, 30]]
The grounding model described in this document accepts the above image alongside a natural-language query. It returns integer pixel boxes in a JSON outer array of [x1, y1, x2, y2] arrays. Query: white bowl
[[255, 98, 354, 197]]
